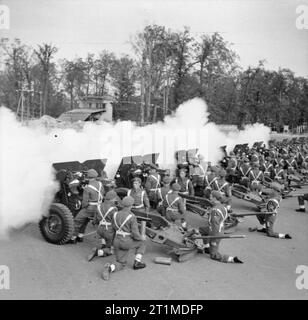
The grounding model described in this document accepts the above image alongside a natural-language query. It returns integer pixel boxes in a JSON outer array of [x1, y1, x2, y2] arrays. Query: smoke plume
[[0, 98, 270, 235]]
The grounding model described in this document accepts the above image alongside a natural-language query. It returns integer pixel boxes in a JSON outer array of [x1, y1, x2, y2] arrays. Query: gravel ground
[[1, 188, 308, 300]]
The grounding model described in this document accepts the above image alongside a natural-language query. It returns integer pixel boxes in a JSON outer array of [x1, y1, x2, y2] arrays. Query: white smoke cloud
[[0, 98, 270, 235]]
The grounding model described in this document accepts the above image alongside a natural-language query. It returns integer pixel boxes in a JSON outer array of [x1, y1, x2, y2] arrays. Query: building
[[77, 95, 114, 122]]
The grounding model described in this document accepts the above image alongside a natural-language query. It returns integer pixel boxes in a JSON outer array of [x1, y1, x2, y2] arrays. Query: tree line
[[0, 24, 307, 128]]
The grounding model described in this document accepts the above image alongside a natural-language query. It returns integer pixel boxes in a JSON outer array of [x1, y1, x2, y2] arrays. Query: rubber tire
[[39, 203, 75, 245]]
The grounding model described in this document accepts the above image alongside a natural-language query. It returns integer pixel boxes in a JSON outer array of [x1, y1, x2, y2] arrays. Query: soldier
[[204, 166, 219, 199], [174, 168, 195, 196], [69, 169, 104, 244], [156, 176, 172, 216], [102, 196, 147, 281], [163, 183, 188, 230], [271, 163, 287, 184], [227, 151, 238, 171], [295, 194, 308, 213], [127, 177, 150, 212], [88, 190, 118, 261], [250, 151, 260, 166], [239, 158, 251, 188], [248, 162, 264, 193], [212, 169, 233, 213], [199, 191, 243, 264], [144, 165, 161, 208], [196, 154, 208, 178], [255, 198, 292, 239], [261, 158, 274, 179]]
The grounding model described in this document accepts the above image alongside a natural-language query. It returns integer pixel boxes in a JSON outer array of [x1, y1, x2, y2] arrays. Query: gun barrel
[[283, 193, 304, 198], [231, 212, 273, 217], [191, 235, 245, 240]]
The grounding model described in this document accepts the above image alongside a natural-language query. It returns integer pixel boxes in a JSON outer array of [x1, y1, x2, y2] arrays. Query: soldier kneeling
[[163, 182, 188, 231], [102, 196, 147, 281], [255, 197, 292, 239], [199, 191, 243, 264], [88, 190, 118, 262]]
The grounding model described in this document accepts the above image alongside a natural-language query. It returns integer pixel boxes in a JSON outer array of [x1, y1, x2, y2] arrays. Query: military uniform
[[163, 190, 186, 225], [261, 161, 274, 178], [112, 207, 146, 271], [248, 165, 264, 193], [96, 200, 117, 253], [239, 162, 251, 188], [102, 196, 147, 280], [256, 198, 291, 239], [296, 193, 308, 212], [204, 169, 219, 199], [127, 188, 150, 211], [199, 200, 242, 263], [174, 176, 194, 196], [211, 170, 232, 209], [72, 170, 104, 241], [144, 172, 161, 207]]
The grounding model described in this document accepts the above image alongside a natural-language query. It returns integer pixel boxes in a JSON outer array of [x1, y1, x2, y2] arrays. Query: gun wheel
[[39, 203, 75, 245]]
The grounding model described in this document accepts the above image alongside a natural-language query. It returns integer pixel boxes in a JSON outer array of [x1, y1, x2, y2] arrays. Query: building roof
[[58, 109, 106, 122], [78, 95, 114, 101]]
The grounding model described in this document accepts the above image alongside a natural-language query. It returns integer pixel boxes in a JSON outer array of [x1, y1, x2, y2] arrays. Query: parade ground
[[1, 187, 308, 300]]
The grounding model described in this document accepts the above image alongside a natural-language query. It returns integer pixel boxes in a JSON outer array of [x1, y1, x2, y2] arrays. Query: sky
[[0, 0, 307, 77]]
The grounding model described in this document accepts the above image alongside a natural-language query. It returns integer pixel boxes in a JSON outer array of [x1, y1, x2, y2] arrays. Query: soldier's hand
[[233, 256, 243, 263], [140, 235, 147, 241], [285, 234, 292, 239]]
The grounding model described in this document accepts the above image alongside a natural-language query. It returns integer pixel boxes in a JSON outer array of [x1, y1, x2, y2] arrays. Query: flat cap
[[87, 169, 98, 178], [105, 190, 118, 200], [122, 196, 135, 207]]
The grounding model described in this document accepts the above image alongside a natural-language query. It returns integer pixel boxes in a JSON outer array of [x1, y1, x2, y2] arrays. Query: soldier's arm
[[178, 198, 186, 215], [143, 192, 150, 211], [130, 216, 143, 241], [81, 187, 90, 208], [188, 180, 195, 196], [144, 178, 151, 193]]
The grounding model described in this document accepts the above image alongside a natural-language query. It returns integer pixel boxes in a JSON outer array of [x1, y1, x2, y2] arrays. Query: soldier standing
[[102, 196, 147, 281], [69, 169, 104, 244]]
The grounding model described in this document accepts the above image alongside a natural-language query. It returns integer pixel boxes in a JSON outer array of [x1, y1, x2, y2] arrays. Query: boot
[[76, 236, 84, 243], [133, 260, 146, 270], [68, 238, 77, 244], [88, 248, 98, 262], [257, 227, 267, 233], [102, 263, 111, 281], [296, 208, 306, 212], [204, 247, 211, 254]]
